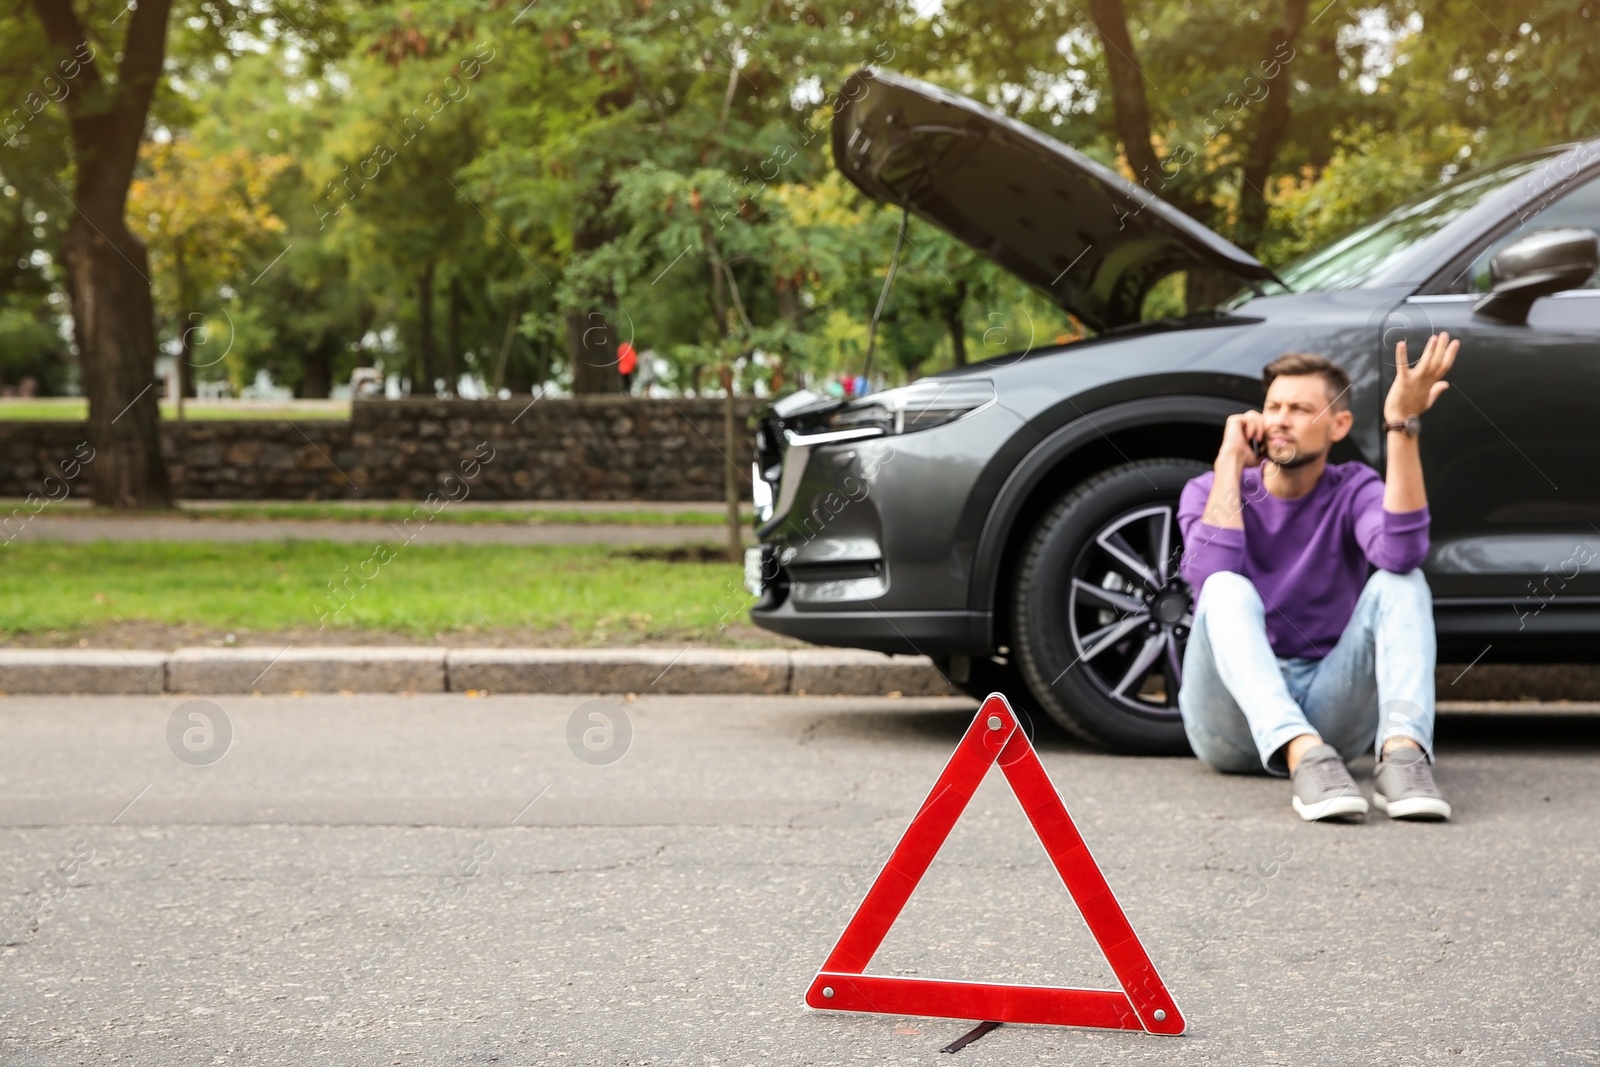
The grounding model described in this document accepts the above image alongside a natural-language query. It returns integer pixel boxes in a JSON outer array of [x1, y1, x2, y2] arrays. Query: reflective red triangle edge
[[803, 693, 1185, 1036]]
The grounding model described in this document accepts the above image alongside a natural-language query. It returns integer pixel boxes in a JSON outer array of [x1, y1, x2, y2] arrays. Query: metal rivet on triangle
[[822, 986, 835, 999], [1154, 1009, 1166, 1022], [986, 715, 1002, 730]]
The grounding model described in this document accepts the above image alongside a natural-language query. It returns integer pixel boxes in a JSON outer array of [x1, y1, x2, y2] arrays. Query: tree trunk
[[944, 278, 969, 367], [1234, 0, 1312, 254], [30, 0, 176, 508], [175, 277, 194, 422], [776, 278, 803, 331], [416, 261, 437, 395], [948, 313, 967, 366], [1087, 0, 1162, 188], [493, 297, 523, 393], [719, 363, 742, 563], [566, 308, 622, 393], [301, 338, 333, 399], [175, 254, 195, 403], [62, 216, 172, 508], [177, 325, 196, 401], [175, 306, 191, 422], [773, 279, 804, 396], [445, 274, 463, 396]]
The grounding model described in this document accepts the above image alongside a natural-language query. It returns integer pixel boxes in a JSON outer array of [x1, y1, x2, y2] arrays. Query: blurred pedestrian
[[618, 340, 638, 393], [635, 347, 656, 396]]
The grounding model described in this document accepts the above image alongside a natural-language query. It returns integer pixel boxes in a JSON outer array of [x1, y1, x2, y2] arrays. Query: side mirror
[[1473, 227, 1599, 325]]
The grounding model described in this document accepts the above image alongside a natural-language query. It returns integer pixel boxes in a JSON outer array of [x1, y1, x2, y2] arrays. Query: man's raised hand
[[1387, 331, 1460, 422]]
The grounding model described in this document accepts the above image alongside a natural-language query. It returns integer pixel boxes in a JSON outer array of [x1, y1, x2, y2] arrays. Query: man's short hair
[[1262, 353, 1350, 413]]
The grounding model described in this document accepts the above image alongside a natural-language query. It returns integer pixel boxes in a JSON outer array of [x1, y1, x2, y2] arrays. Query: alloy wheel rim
[[1065, 504, 1193, 718]]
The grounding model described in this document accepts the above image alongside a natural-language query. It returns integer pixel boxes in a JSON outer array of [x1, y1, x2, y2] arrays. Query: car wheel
[[1010, 458, 1210, 754]]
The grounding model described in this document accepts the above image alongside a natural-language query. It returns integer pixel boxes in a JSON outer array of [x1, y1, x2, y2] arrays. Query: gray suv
[[747, 68, 1600, 753]]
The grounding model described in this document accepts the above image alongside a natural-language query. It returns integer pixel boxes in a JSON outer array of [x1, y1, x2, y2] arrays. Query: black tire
[[1010, 458, 1211, 754]]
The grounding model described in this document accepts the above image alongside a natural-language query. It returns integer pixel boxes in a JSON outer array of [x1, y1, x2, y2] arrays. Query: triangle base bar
[[807, 973, 1144, 1031]]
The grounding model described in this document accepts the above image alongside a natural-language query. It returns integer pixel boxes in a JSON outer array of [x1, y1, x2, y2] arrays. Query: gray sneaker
[[1290, 744, 1368, 822], [1373, 745, 1452, 820]]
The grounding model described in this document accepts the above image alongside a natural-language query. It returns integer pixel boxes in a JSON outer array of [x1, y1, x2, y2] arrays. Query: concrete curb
[[787, 648, 956, 697], [166, 647, 446, 695], [0, 648, 1597, 700], [0, 650, 167, 695], [2, 647, 957, 697], [446, 648, 795, 695]]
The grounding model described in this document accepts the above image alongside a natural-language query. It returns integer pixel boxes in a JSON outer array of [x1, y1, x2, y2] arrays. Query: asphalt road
[[1, 693, 1595, 1065]]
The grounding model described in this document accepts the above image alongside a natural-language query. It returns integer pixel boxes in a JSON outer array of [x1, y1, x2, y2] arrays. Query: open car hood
[[832, 68, 1279, 333]]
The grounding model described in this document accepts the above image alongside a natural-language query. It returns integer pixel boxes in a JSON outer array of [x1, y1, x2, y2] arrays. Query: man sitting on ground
[[1175, 334, 1459, 822]]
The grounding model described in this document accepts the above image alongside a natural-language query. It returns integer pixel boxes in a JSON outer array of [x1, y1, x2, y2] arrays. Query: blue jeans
[[1177, 569, 1438, 776]]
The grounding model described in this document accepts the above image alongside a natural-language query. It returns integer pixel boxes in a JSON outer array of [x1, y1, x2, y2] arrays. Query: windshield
[[1240, 151, 1561, 298]]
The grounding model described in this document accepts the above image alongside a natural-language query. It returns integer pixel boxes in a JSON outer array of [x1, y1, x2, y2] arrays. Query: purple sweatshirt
[[1177, 461, 1430, 660]]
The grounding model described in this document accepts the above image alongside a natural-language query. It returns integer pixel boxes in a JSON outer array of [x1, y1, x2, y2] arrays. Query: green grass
[[34, 502, 736, 526], [0, 541, 755, 643], [0, 399, 351, 421]]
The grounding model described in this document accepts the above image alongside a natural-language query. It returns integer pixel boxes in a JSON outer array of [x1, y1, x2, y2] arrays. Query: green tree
[[5, 0, 346, 506], [127, 138, 290, 406], [20, 0, 176, 506]]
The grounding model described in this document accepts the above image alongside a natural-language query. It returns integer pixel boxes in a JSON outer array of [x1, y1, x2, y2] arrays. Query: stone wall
[[0, 397, 763, 501]]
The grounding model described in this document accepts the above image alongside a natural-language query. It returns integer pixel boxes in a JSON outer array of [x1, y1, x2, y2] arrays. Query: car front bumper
[[745, 544, 988, 653], [745, 397, 1022, 653]]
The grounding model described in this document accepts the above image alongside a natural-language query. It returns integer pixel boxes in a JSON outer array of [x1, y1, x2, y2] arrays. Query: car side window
[[1465, 172, 1600, 292]]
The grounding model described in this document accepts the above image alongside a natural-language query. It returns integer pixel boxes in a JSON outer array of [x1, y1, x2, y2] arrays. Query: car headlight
[[753, 378, 995, 532], [814, 378, 995, 436]]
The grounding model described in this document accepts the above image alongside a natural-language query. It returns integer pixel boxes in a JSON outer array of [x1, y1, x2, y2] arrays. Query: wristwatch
[[1382, 415, 1422, 438]]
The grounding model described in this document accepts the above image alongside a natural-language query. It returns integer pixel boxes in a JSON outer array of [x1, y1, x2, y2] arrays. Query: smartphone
[[1252, 436, 1267, 461]]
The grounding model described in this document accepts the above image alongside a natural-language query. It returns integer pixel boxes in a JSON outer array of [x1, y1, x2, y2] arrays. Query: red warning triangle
[[805, 693, 1184, 1035]]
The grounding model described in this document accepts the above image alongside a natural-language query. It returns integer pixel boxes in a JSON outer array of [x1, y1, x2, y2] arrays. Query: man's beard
[[1268, 442, 1324, 470]]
